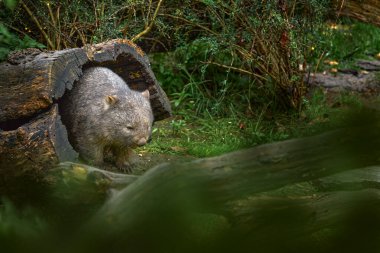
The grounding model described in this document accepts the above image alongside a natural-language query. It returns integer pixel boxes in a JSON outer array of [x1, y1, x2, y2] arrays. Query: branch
[[159, 13, 219, 36], [131, 0, 164, 42], [201, 61, 266, 80], [20, 1, 55, 49]]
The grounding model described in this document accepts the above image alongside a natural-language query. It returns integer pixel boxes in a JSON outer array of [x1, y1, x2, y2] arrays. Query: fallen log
[[2, 112, 380, 251], [74, 116, 380, 252], [357, 60, 380, 71], [93, 114, 380, 229]]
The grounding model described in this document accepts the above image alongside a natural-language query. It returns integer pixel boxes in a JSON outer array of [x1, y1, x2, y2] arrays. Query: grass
[[143, 17, 380, 160], [145, 116, 289, 158], [309, 18, 380, 71], [140, 89, 365, 158]]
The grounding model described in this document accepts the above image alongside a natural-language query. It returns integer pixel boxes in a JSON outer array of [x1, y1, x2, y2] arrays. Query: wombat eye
[[127, 126, 134, 130]]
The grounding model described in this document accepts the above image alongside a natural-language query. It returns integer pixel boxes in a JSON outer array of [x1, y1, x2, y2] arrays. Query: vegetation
[[141, 89, 364, 157], [308, 18, 380, 71], [1, 0, 331, 110], [0, 23, 44, 60], [2, 0, 380, 251], [1, 0, 378, 160]]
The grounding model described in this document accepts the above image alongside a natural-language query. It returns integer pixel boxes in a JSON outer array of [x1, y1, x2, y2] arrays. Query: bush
[[0, 23, 45, 61], [0, 0, 331, 115]]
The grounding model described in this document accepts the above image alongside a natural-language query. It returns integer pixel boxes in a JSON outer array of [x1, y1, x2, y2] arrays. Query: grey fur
[[61, 67, 153, 170]]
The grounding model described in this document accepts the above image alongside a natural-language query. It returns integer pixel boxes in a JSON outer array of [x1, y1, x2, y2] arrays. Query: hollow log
[[0, 39, 172, 189], [0, 48, 87, 124], [0, 105, 77, 195]]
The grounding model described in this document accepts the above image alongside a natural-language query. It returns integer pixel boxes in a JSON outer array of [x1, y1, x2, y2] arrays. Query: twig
[[69, 14, 78, 37], [108, 5, 129, 19], [131, 0, 164, 42], [56, 5, 61, 50], [3, 23, 29, 38], [337, 0, 346, 18], [46, 2, 56, 49], [159, 13, 218, 36], [20, 1, 54, 49], [142, 37, 169, 52], [314, 51, 326, 73], [201, 61, 266, 80], [47, 2, 56, 27], [146, 0, 153, 27]]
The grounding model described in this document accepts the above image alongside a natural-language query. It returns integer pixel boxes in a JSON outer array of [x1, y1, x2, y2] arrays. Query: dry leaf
[[170, 146, 188, 152]]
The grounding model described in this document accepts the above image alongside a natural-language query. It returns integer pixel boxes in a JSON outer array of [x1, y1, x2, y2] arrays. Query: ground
[[140, 62, 380, 173], [130, 152, 195, 175]]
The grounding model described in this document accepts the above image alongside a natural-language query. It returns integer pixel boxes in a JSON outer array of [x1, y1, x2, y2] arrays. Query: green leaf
[[4, 0, 18, 11]]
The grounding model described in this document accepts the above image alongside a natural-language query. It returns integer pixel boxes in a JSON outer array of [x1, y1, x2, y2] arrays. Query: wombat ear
[[141, 90, 150, 100], [105, 95, 119, 105]]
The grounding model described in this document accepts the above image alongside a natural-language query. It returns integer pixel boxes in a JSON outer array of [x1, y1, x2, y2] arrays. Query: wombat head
[[101, 89, 153, 148]]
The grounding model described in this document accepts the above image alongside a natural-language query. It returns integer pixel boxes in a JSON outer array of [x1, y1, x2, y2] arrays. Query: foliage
[[308, 18, 380, 71], [0, 23, 45, 61], [0, 0, 45, 61], [147, 116, 288, 157], [2, 110, 380, 253], [143, 89, 365, 158], [3, 0, 18, 11], [0, 0, 160, 49], [0, 0, 331, 113], [148, 0, 331, 111]]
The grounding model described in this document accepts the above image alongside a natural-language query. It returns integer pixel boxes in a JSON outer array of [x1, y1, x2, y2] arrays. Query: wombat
[[61, 67, 153, 171]]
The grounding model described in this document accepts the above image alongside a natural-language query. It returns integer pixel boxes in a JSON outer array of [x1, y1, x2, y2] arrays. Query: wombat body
[[61, 67, 153, 171]]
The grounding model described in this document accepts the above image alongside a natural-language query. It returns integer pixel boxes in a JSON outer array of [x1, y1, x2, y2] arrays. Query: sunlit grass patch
[[309, 18, 380, 71], [143, 89, 366, 159]]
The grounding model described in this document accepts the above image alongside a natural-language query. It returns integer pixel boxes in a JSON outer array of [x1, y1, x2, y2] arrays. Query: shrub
[[0, 0, 330, 114]]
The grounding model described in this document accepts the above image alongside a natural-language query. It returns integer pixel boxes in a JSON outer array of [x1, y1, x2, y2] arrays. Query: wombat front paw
[[117, 162, 134, 174]]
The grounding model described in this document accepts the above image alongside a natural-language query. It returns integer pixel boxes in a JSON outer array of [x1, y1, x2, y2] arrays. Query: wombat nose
[[136, 137, 147, 146]]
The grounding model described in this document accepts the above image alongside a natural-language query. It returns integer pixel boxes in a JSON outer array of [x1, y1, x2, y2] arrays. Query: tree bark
[[0, 105, 77, 194], [0, 48, 87, 124]]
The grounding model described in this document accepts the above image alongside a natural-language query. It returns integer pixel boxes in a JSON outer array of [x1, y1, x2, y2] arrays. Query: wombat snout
[[135, 137, 147, 146]]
